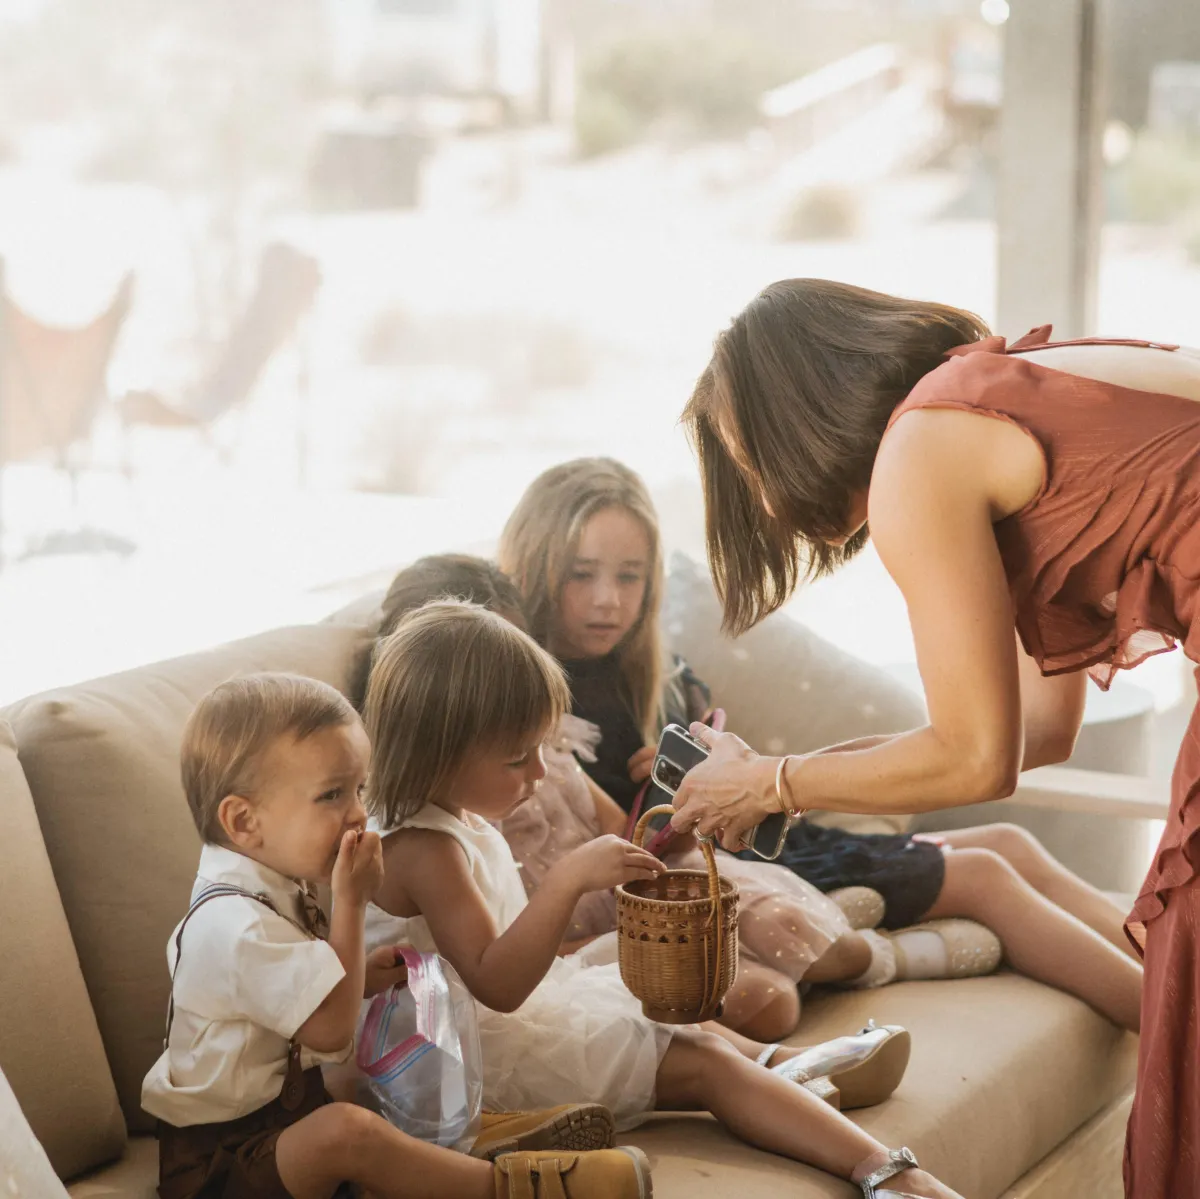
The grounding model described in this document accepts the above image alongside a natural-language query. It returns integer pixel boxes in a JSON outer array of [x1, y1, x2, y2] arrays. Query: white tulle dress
[[364, 802, 673, 1130]]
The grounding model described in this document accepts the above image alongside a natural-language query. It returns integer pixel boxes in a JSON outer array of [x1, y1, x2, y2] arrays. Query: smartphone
[[651, 724, 710, 795], [744, 807, 791, 861], [650, 723, 792, 861], [639, 724, 708, 857], [637, 712, 724, 858]]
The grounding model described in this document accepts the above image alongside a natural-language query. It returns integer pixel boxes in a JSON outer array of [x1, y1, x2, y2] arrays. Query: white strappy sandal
[[754, 1020, 911, 1110]]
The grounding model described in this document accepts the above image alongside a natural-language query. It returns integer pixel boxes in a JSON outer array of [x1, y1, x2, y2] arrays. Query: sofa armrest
[[1009, 766, 1169, 822]]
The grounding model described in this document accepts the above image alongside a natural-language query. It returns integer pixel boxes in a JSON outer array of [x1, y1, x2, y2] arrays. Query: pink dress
[[887, 325, 1200, 1199], [498, 716, 852, 1008]]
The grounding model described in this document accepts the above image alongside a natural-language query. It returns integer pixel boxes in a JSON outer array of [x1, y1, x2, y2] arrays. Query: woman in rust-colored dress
[[667, 279, 1200, 1199]]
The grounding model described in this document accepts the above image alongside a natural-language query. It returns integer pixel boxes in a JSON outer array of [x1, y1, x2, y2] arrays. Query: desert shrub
[[1115, 131, 1200, 224], [573, 28, 798, 156], [778, 184, 860, 241], [574, 87, 640, 159]]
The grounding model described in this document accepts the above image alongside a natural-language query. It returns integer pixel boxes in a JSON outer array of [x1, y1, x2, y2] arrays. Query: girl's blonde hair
[[497, 458, 664, 744], [363, 600, 569, 828]]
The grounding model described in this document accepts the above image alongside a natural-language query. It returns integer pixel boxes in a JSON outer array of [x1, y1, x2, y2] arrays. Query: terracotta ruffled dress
[[888, 325, 1200, 1199]]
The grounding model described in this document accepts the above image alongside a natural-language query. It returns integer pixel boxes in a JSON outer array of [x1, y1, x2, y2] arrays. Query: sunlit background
[[1, 0, 1198, 745]]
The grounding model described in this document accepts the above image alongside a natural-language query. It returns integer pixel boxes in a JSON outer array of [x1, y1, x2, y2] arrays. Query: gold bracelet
[[774, 756, 804, 819]]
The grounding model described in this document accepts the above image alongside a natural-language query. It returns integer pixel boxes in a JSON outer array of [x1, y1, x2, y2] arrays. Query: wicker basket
[[615, 804, 739, 1024]]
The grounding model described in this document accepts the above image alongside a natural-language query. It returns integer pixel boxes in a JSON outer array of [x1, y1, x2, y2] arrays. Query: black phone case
[[652, 724, 710, 795], [656, 723, 791, 860], [743, 809, 790, 859]]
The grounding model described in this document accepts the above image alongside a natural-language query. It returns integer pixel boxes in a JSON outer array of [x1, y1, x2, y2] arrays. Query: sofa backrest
[[4, 623, 371, 1136], [330, 556, 928, 835], [662, 553, 925, 834], [0, 720, 125, 1179]]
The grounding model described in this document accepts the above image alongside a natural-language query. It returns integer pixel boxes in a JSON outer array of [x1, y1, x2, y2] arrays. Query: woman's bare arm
[[1014, 634, 1086, 767], [672, 409, 1089, 843], [809, 632, 1084, 770]]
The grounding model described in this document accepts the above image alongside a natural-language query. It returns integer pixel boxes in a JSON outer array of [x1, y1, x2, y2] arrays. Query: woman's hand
[[668, 724, 782, 851]]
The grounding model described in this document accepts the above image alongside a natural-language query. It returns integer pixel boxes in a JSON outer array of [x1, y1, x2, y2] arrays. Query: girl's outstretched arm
[[389, 828, 661, 1012]]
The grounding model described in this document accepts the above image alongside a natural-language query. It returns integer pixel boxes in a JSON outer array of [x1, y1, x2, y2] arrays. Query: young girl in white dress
[[359, 599, 962, 1199], [357, 553, 886, 1051]]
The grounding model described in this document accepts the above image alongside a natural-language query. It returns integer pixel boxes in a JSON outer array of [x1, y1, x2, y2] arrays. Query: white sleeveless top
[[365, 804, 529, 953], [365, 802, 671, 1128]]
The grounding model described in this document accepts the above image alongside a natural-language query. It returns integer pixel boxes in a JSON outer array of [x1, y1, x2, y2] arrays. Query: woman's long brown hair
[[683, 278, 989, 635]]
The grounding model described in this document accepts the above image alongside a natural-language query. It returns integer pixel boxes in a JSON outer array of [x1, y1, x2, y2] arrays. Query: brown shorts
[[157, 1067, 340, 1199]]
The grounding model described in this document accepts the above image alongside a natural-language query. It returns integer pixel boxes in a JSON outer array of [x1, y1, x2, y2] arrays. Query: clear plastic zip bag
[[353, 949, 483, 1151]]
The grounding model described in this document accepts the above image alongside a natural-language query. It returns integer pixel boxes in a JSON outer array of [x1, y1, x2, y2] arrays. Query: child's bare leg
[[706, 1019, 822, 1073], [937, 824, 1139, 960], [276, 1104, 494, 1199], [654, 1029, 960, 1198], [924, 848, 1142, 1030], [717, 959, 801, 1041], [702, 1021, 819, 1068]]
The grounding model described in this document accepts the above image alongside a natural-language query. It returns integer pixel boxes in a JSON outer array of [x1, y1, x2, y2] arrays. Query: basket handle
[[633, 804, 727, 1020]]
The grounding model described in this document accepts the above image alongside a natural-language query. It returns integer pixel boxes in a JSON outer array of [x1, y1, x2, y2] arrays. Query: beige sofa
[[1, 564, 1156, 1198]]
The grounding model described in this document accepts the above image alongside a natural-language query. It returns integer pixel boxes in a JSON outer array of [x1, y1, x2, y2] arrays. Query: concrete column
[[996, 0, 1107, 338]]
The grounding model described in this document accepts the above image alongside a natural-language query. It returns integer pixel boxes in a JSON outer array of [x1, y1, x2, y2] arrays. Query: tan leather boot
[[470, 1105, 616, 1160], [493, 1148, 652, 1198]]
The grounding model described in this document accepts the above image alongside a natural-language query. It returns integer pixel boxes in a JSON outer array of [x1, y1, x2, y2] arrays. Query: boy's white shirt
[[141, 843, 349, 1127]]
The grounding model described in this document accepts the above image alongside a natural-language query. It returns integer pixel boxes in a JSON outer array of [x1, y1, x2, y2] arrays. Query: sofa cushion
[[5, 624, 371, 1135], [662, 553, 927, 835], [624, 974, 1135, 1198], [0, 721, 125, 1179], [1, 1066, 72, 1198], [56, 980, 1137, 1199], [66, 1136, 157, 1199], [322, 587, 385, 631]]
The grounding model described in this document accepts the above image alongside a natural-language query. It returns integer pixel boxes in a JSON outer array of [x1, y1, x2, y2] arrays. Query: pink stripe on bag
[[356, 948, 432, 1079]]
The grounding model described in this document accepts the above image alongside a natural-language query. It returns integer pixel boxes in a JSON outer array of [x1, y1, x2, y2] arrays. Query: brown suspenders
[[163, 881, 319, 1112]]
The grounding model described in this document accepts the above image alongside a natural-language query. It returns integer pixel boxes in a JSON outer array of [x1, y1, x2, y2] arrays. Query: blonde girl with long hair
[[498, 457, 1140, 1035]]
